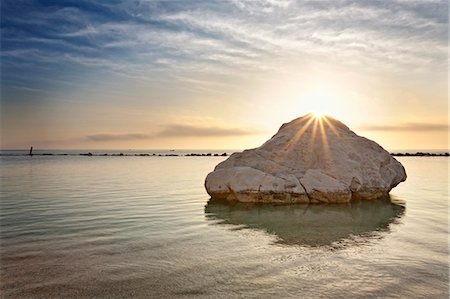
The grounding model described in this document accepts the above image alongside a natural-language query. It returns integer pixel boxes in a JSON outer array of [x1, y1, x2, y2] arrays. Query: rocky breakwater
[[205, 114, 407, 204]]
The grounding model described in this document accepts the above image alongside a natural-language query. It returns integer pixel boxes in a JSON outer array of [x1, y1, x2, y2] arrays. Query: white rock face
[[205, 114, 407, 204]]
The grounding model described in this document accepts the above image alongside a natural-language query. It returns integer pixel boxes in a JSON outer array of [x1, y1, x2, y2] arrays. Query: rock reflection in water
[[204, 197, 405, 247]]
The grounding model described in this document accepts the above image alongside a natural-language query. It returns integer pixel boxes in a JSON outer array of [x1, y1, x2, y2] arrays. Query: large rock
[[205, 113, 407, 204]]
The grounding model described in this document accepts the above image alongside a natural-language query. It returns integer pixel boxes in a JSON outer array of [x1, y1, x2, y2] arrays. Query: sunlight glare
[[312, 111, 324, 118], [302, 89, 341, 119]]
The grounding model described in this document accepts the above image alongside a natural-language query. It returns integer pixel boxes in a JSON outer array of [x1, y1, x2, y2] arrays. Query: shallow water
[[0, 155, 448, 298]]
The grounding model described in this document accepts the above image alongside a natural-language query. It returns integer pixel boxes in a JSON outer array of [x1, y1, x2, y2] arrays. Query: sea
[[0, 150, 448, 298]]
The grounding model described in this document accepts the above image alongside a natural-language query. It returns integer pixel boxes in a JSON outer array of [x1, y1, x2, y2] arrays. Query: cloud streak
[[86, 133, 152, 141], [158, 124, 261, 137], [360, 123, 449, 132], [86, 124, 262, 141]]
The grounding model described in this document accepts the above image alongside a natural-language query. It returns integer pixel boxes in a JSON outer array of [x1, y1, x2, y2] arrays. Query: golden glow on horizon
[[1, 67, 447, 151]]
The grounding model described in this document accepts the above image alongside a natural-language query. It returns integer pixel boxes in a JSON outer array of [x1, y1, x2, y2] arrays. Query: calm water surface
[[0, 155, 448, 298]]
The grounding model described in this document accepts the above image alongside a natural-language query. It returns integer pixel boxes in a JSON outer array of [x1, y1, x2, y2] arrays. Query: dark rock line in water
[[390, 152, 449, 157], [4, 152, 229, 157], [1, 151, 449, 157]]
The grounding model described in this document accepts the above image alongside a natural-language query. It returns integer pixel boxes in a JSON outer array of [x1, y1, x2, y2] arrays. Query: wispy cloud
[[2, 0, 447, 93], [86, 124, 262, 141], [86, 133, 152, 141], [158, 124, 261, 137], [360, 123, 449, 132]]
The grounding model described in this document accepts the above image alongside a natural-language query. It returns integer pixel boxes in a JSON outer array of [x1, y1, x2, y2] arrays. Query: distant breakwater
[[1, 152, 229, 157], [391, 152, 449, 157], [1, 151, 449, 157]]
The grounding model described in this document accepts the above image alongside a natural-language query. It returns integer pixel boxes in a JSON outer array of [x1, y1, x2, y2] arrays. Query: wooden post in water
[[29, 146, 33, 156]]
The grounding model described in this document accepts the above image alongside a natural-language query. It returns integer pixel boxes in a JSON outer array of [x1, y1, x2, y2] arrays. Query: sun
[[302, 89, 340, 119], [312, 111, 324, 118]]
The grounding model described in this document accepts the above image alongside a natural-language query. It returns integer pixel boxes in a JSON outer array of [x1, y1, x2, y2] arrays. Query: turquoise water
[[0, 155, 448, 298]]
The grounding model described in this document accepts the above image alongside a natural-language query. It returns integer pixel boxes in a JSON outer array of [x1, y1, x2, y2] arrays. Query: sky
[[1, 0, 448, 150]]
